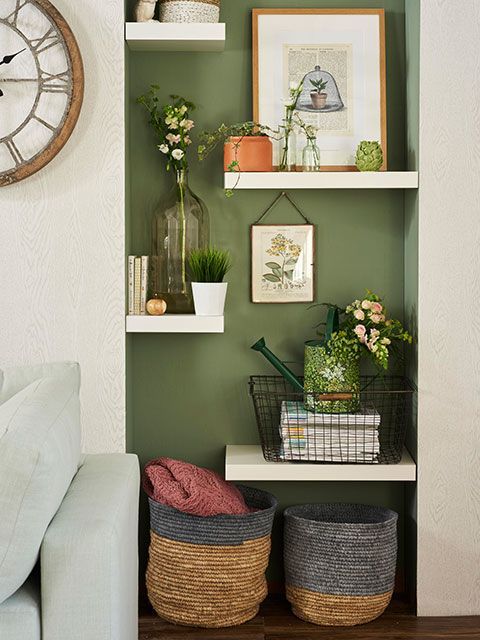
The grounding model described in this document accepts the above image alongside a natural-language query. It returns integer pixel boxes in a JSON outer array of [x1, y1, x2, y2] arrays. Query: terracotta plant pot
[[224, 136, 273, 172], [310, 92, 327, 110]]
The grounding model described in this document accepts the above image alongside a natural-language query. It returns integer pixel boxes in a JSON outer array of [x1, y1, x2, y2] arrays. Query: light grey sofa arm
[[40, 454, 140, 640]]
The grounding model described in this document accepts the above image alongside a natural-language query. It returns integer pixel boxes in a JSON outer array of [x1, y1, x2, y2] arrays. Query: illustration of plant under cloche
[[296, 65, 344, 112]]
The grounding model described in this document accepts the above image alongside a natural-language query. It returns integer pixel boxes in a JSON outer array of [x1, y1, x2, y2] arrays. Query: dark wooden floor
[[139, 596, 480, 639]]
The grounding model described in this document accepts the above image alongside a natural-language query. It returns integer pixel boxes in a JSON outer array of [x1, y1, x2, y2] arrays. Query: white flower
[[179, 105, 188, 115], [381, 338, 391, 345], [158, 144, 169, 154], [172, 149, 185, 160], [361, 299, 372, 310], [321, 364, 346, 382], [354, 309, 365, 321]]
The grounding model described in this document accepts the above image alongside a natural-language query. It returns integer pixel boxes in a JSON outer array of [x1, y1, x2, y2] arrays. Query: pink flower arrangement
[[343, 292, 412, 368]]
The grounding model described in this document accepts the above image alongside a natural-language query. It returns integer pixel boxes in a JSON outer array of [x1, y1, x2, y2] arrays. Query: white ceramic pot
[[191, 282, 227, 316], [159, 0, 220, 23]]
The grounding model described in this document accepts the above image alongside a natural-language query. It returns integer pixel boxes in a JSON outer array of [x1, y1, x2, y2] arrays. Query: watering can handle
[[324, 307, 339, 344]]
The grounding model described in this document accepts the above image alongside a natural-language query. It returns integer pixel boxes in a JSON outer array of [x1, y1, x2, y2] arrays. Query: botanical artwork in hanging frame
[[252, 8, 387, 171], [251, 224, 315, 303]]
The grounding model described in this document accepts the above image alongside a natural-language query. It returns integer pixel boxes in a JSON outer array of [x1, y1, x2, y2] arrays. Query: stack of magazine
[[127, 255, 149, 315], [279, 401, 381, 463]]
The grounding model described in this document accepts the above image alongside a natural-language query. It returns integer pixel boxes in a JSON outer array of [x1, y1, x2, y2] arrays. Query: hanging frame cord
[[253, 191, 312, 225]]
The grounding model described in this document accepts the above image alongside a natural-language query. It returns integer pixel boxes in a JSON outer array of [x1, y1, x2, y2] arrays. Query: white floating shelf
[[126, 22, 226, 51], [225, 445, 416, 482], [126, 314, 224, 333], [224, 171, 419, 190]]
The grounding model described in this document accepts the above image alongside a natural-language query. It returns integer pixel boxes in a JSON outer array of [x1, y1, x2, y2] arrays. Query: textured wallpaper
[[417, 0, 480, 616], [0, 0, 125, 453]]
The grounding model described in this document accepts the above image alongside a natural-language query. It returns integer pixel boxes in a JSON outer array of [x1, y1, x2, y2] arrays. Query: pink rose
[[371, 302, 383, 313], [354, 324, 366, 338], [370, 314, 383, 323], [361, 300, 372, 310], [354, 309, 365, 321]]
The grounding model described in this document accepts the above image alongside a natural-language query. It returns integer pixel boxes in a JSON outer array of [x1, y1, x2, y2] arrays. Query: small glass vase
[[278, 124, 297, 172], [302, 137, 321, 172], [151, 169, 209, 314]]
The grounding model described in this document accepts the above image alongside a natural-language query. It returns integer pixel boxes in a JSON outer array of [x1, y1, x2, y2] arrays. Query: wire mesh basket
[[249, 375, 414, 464]]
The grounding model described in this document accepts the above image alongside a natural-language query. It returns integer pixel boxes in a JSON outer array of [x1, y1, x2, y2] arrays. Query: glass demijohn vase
[[302, 137, 321, 172], [151, 169, 209, 313]]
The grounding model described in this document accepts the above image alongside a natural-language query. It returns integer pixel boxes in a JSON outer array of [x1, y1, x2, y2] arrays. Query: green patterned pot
[[304, 340, 360, 413]]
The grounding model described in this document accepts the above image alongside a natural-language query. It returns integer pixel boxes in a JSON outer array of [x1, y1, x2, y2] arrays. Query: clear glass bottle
[[151, 169, 209, 314], [278, 122, 297, 172], [302, 137, 321, 172]]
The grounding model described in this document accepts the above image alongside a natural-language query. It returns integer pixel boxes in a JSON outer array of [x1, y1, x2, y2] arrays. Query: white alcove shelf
[[225, 445, 416, 482], [126, 22, 226, 52], [224, 171, 419, 190], [126, 315, 224, 333]]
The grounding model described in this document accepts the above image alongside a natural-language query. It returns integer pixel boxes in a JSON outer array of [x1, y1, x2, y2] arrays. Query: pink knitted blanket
[[143, 457, 252, 517]]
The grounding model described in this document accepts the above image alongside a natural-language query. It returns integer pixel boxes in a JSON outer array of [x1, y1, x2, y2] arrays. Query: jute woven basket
[[159, 0, 220, 23], [284, 503, 398, 626], [146, 485, 277, 628]]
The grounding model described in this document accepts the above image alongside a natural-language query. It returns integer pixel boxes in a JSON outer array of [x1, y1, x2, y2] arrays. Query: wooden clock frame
[[0, 0, 84, 187]]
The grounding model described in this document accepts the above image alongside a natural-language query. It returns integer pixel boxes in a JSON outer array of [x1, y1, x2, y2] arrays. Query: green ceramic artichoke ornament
[[355, 141, 384, 171]]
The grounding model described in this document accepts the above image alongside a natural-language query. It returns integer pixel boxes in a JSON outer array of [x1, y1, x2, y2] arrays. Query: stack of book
[[279, 401, 381, 463], [128, 255, 149, 315]]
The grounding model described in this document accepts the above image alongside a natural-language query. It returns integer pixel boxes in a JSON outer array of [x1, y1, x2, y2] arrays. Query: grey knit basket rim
[[148, 484, 277, 522], [284, 503, 398, 527]]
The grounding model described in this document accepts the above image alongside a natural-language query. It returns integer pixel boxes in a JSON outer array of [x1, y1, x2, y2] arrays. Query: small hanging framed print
[[251, 224, 315, 303]]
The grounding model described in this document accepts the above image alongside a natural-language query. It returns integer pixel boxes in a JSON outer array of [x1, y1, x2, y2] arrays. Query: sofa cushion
[[0, 363, 81, 603], [0, 578, 41, 640], [0, 361, 80, 405]]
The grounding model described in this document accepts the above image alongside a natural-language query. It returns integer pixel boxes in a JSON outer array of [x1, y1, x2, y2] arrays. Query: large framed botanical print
[[253, 9, 387, 171]]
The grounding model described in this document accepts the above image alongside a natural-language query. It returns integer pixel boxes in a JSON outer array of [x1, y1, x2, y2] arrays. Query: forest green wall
[[404, 0, 420, 604], [126, 0, 410, 585]]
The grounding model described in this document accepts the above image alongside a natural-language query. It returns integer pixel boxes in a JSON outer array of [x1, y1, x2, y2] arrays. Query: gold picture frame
[[252, 8, 387, 171]]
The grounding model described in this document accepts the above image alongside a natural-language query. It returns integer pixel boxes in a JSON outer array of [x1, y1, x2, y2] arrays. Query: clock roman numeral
[[4, 139, 24, 166], [40, 71, 71, 94], [5, 0, 29, 26], [32, 114, 56, 132], [31, 28, 61, 55]]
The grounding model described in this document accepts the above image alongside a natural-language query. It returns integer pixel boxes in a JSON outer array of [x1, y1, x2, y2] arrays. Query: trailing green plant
[[188, 248, 232, 283], [198, 121, 273, 196], [198, 121, 270, 161], [310, 77, 328, 94]]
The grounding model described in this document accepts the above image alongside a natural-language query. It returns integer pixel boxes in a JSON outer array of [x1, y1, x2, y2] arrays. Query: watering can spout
[[251, 337, 266, 352], [250, 337, 304, 393]]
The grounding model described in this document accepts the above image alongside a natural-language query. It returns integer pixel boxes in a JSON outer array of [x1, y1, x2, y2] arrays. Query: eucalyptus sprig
[[188, 248, 232, 283]]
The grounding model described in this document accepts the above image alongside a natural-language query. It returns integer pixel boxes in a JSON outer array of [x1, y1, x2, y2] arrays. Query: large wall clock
[[0, 0, 84, 186]]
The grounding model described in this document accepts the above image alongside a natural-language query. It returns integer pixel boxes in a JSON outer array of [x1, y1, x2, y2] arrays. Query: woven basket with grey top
[[284, 503, 398, 626], [146, 485, 277, 628]]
